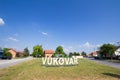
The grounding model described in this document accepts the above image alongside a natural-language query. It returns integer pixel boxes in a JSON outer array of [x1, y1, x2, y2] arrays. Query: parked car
[[1, 56, 12, 60], [0, 51, 3, 59], [0, 51, 12, 60]]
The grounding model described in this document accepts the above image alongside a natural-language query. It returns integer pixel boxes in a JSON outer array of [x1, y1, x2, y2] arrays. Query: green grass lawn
[[0, 58, 120, 80], [105, 59, 120, 63]]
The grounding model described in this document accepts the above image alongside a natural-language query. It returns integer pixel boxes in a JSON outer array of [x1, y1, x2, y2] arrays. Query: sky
[[0, 0, 120, 54]]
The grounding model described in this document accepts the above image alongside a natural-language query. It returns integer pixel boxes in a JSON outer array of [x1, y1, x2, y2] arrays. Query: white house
[[115, 47, 120, 56]]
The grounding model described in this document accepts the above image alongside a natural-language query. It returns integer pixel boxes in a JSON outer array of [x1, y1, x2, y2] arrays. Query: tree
[[23, 47, 30, 57], [54, 46, 66, 57], [3, 48, 9, 54], [100, 44, 116, 59], [2, 52, 12, 59], [32, 45, 44, 57], [69, 52, 73, 57], [73, 52, 80, 56], [55, 46, 64, 54], [69, 52, 80, 57], [81, 51, 87, 57], [2, 48, 12, 59]]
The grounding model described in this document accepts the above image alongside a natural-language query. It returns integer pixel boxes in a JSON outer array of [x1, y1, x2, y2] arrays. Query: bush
[[2, 52, 12, 58]]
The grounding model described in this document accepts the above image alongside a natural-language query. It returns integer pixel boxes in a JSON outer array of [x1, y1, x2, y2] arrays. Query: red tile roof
[[89, 51, 100, 55], [44, 50, 54, 54]]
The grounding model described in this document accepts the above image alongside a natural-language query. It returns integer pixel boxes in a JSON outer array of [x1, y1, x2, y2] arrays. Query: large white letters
[[42, 58, 78, 66]]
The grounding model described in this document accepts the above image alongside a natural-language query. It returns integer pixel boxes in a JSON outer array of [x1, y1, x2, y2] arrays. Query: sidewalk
[[0, 57, 33, 69], [86, 58, 120, 69]]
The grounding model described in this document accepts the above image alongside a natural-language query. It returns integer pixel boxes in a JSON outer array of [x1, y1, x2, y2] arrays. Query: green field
[[0, 59, 120, 80]]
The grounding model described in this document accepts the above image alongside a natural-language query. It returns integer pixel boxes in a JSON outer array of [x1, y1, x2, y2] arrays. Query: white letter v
[[42, 58, 47, 65]]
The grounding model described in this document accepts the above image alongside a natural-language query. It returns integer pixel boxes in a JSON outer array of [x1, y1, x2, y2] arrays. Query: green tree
[[69, 52, 73, 57], [32, 45, 44, 57], [54, 46, 66, 57], [69, 52, 80, 57], [2, 48, 12, 59], [2, 52, 12, 58], [81, 51, 87, 57], [100, 44, 116, 59], [23, 47, 30, 57], [73, 52, 80, 56], [3, 48, 9, 54]]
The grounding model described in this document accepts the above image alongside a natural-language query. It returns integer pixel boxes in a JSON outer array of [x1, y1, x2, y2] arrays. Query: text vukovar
[[42, 58, 78, 65]]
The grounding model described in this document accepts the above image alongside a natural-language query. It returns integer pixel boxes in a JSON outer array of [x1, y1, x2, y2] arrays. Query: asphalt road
[[86, 58, 120, 69], [0, 57, 33, 69]]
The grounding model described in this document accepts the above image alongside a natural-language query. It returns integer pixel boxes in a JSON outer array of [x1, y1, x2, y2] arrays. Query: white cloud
[[63, 46, 75, 54], [109, 42, 115, 45], [64, 48, 69, 52], [41, 32, 48, 35], [78, 42, 102, 53], [83, 42, 90, 47], [96, 44, 101, 47], [63, 42, 101, 54], [8, 37, 19, 42], [60, 44, 65, 47], [0, 18, 5, 25], [83, 42, 94, 48]]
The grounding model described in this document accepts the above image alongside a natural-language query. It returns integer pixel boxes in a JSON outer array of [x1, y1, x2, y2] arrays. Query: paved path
[[86, 58, 120, 69], [0, 57, 33, 69]]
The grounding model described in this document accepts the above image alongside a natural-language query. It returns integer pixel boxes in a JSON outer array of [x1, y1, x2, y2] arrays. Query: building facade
[[44, 50, 54, 58]]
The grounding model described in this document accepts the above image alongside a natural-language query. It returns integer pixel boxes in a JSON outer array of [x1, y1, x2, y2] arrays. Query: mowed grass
[[0, 58, 120, 80]]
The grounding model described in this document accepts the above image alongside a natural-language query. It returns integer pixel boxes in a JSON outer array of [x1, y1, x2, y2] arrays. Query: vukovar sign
[[42, 57, 78, 66]]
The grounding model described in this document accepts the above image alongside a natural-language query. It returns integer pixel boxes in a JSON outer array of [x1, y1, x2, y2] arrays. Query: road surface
[[0, 57, 33, 69], [86, 58, 120, 69]]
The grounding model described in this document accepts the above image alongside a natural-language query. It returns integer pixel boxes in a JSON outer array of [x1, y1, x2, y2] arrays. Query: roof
[[116, 46, 120, 49], [8, 48, 17, 52], [89, 51, 100, 55], [44, 50, 54, 54]]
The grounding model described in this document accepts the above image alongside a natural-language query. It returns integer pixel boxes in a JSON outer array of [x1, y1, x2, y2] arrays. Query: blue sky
[[0, 0, 120, 53]]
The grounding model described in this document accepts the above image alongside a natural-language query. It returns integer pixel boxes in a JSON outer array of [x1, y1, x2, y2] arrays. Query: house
[[88, 51, 100, 58], [8, 49, 25, 58], [115, 46, 120, 56], [114, 46, 120, 59], [8, 48, 17, 58], [16, 51, 24, 57], [90, 50, 119, 59], [93, 51, 100, 57], [44, 50, 54, 58], [88, 53, 93, 58]]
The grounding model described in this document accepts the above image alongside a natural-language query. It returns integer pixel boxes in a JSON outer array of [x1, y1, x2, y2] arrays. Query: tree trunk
[[105, 54, 107, 59], [111, 55, 113, 61]]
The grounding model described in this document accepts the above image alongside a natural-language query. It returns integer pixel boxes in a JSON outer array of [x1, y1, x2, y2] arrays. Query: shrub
[[2, 52, 12, 58]]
